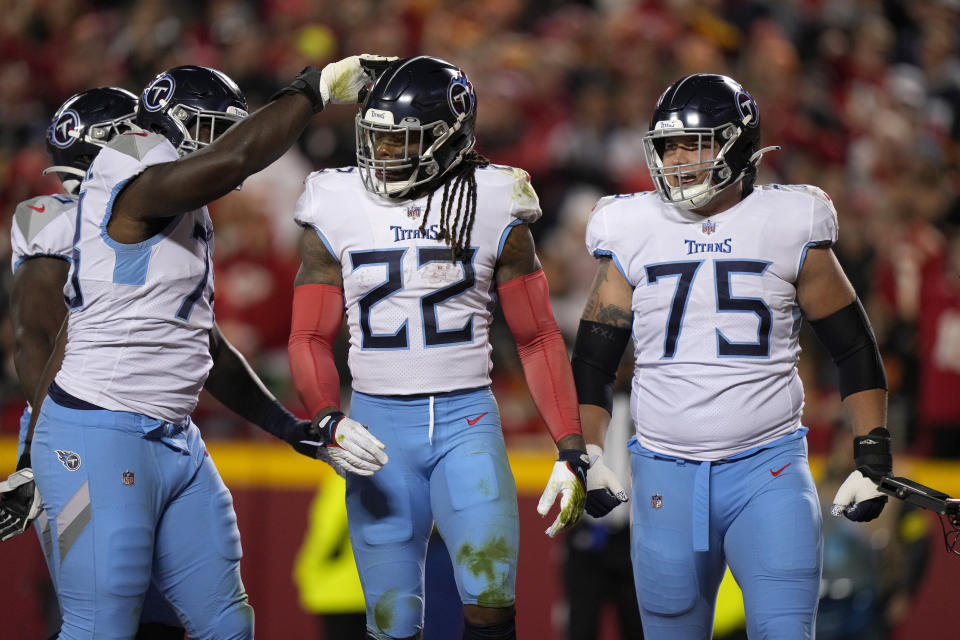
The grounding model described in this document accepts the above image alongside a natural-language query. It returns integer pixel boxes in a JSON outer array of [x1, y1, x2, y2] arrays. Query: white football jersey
[[586, 184, 839, 460], [294, 164, 541, 395], [55, 131, 215, 423], [10, 193, 76, 272]]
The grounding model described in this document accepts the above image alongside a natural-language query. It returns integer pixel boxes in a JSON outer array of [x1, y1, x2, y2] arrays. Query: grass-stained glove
[[585, 444, 628, 518], [273, 54, 397, 112], [0, 454, 42, 541], [537, 449, 588, 537]]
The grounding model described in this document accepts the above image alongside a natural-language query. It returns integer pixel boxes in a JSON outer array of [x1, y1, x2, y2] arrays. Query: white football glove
[[0, 467, 42, 541], [584, 444, 629, 518], [302, 412, 388, 477], [831, 469, 888, 522], [319, 54, 397, 106], [537, 449, 588, 538]]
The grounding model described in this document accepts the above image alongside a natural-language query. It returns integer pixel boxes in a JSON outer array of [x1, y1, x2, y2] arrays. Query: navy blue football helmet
[[642, 74, 774, 209], [44, 87, 138, 193], [136, 65, 247, 156], [356, 56, 477, 198]]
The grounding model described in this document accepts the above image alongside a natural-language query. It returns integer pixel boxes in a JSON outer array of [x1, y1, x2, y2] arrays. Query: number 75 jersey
[[586, 185, 839, 460], [294, 165, 541, 396]]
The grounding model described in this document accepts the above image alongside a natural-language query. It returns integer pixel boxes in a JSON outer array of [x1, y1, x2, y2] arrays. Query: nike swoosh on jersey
[[466, 412, 489, 426], [770, 463, 791, 477], [27, 204, 45, 212]]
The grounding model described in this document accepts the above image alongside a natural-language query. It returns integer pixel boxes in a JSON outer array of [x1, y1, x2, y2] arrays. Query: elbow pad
[[571, 320, 632, 414], [809, 298, 887, 399]]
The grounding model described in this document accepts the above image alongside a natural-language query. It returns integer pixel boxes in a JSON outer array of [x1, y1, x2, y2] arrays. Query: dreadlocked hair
[[417, 150, 490, 262]]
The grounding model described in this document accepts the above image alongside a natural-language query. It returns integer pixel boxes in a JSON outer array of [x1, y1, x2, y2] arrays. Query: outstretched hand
[[319, 54, 397, 106]]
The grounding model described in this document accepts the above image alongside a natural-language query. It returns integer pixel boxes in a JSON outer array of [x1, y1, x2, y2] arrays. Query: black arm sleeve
[[571, 320, 632, 414], [808, 298, 887, 399]]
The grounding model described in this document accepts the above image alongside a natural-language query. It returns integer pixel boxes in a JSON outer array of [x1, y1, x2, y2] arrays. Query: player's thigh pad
[[430, 403, 518, 608], [346, 393, 436, 638], [629, 452, 725, 639], [32, 402, 164, 639], [722, 443, 821, 639], [151, 426, 252, 640]]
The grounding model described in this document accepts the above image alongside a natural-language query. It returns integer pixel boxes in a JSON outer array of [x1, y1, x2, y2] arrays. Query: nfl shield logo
[[701, 220, 716, 235], [650, 493, 663, 510], [122, 471, 135, 486], [407, 205, 421, 219]]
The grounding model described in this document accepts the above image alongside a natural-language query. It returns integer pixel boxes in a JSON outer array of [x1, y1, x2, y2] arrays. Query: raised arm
[[798, 246, 890, 523], [115, 56, 390, 221], [114, 93, 315, 220]]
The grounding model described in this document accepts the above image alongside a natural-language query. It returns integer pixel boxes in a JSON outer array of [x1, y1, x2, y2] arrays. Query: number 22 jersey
[[587, 185, 839, 460], [294, 165, 541, 396]]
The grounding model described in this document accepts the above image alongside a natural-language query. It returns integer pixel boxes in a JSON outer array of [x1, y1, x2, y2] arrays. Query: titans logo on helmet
[[447, 72, 475, 119], [50, 109, 80, 148], [735, 90, 759, 128], [142, 74, 176, 112]]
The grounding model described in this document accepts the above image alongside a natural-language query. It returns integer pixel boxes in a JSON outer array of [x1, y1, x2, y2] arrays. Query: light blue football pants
[[31, 395, 253, 639], [629, 432, 823, 640], [346, 387, 519, 640]]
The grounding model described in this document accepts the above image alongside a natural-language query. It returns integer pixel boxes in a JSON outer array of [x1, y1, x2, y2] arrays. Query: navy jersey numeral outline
[[351, 247, 478, 350]]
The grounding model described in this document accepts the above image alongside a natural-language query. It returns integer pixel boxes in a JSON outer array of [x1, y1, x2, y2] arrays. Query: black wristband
[[312, 411, 346, 445], [558, 449, 589, 487], [271, 66, 325, 113], [854, 427, 892, 481]]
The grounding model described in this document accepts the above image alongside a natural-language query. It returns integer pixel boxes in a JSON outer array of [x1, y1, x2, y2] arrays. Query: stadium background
[[0, 0, 958, 637]]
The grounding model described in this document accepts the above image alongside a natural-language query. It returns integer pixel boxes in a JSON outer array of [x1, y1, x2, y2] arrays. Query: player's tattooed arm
[[494, 223, 540, 283], [580, 257, 633, 329], [294, 227, 344, 288]]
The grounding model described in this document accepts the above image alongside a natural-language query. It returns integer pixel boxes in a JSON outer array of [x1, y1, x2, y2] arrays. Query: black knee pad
[[463, 618, 517, 640]]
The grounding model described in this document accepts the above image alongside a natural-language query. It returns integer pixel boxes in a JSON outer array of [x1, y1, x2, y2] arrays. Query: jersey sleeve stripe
[[496, 219, 524, 258], [13, 253, 71, 272], [592, 249, 630, 284], [797, 240, 832, 275], [309, 224, 337, 260]]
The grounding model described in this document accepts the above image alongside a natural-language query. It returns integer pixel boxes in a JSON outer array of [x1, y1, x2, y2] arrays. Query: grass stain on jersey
[[456, 536, 514, 607]]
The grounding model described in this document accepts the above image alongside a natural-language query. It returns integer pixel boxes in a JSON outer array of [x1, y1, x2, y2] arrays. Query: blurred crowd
[[1, 0, 959, 460]]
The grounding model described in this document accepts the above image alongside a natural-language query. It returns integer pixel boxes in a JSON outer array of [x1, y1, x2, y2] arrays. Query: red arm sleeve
[[288, 284, 344, 417], [497, 269, 582, 444]]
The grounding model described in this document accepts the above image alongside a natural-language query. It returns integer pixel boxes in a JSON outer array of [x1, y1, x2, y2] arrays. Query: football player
[[287, 56, 602, 640], [18, 56, 390, 638], [1, 87, 187, 638], [571, 73, 890, 639]]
